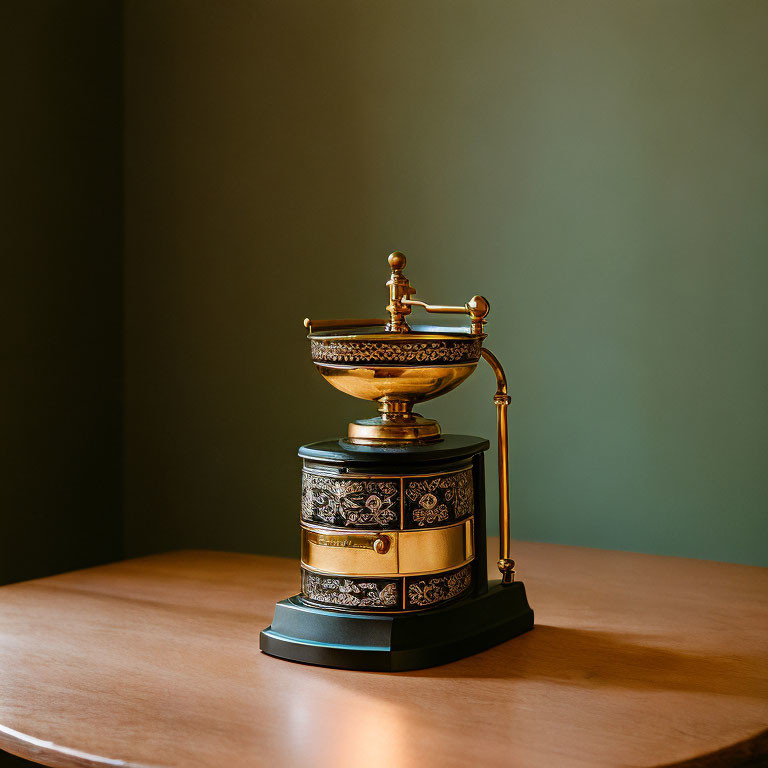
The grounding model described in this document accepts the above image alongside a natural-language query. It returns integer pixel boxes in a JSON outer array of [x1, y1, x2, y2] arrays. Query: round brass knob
[[388, 251, 406, 271], [373, 536, 391, 555], [467, 295, 490, 320]]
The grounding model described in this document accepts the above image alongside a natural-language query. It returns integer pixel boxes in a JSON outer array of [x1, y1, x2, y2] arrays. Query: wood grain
[[0, 540, 766, 768]]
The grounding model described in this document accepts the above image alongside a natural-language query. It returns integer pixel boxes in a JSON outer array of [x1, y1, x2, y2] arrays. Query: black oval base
[[260, 581, 533, 672]]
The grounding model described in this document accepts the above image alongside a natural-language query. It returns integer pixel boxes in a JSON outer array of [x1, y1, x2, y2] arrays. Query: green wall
[[123, 0, 768, 566], [0, 0, 124, 586]]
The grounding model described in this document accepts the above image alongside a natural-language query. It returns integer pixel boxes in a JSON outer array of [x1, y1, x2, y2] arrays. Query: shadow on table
[[0, 750, 35, 767], [657, 728, 768, 767], [406, 624, 766, 699]]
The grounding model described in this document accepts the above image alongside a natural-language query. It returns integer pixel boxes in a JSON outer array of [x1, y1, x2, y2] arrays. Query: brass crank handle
[[481, 347, 515, 584], [403, 296, 490, 335]]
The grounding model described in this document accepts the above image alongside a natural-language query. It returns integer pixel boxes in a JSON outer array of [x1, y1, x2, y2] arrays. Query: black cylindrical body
[[297, 435, 490, 613]]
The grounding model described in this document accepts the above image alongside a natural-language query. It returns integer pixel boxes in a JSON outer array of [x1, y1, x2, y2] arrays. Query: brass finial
[[385, 251, 415, 332], [388, 251, 407, 271]]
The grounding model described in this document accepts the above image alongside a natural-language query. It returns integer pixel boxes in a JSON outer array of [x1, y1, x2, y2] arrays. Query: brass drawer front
[[300, 519, 474, 577]]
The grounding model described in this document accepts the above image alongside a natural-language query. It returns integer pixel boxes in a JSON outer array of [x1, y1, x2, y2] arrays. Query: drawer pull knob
[[373, 536, 391, 555]]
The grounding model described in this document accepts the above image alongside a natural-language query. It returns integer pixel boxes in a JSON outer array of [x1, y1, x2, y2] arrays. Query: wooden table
[[0, 541, 766, 768]]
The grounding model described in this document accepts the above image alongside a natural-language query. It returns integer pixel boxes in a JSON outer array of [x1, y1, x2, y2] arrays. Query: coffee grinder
[[260, 252, 533, 671]]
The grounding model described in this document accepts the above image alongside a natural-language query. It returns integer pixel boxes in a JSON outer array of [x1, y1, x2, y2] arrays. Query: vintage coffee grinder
[[260, 252, 533, 671]]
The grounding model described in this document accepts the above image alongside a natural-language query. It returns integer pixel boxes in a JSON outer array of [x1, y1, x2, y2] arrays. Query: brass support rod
[[304, 318, 385, 332], [481, 347, 515, 584]]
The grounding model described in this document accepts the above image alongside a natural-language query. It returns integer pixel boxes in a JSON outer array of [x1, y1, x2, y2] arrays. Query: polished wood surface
[[0, 541, 766, 768]]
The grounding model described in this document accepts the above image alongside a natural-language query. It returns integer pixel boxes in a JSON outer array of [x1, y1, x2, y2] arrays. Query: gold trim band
[[300, 561, 473, 579]]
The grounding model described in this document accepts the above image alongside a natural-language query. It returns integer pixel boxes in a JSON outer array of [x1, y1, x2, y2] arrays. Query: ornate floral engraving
[[311, 338, 482, 365], [406, 565, 472, 608], [301, 472, 399, 528], [410, 488, 449, 526], [404, 468, 473, 528], [302, 570, 399, 609]]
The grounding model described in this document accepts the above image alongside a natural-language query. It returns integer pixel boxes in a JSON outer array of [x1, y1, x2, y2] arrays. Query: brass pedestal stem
[[347, 413, 441, 444]]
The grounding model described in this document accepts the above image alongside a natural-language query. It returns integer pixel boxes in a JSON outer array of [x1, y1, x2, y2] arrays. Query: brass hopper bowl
[[309, 327, 483, 443], [304, 251, 515, 584]]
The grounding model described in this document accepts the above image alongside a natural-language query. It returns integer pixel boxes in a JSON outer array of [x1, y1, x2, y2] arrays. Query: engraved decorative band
[[301, 473, 399, 528], [405, 564, 472, 609], [301, 569, 400, 611], [404, 470, 473, 528], [301, 467, 474, 530], [310, 337, 482, 365], [300, 563, 472, 612]]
